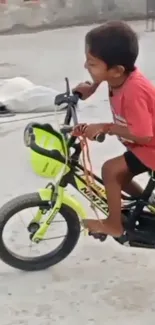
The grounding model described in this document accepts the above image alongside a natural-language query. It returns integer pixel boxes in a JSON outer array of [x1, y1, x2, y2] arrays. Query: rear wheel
[[0, 193, 80, 271]]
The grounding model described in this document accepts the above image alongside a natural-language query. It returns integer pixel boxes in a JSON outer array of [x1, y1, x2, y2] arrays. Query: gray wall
[[0, 0, 147, 33]]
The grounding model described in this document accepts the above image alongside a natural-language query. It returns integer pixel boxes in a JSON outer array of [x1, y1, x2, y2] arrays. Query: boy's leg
[[124, 181, 143, 198], [123, 150, 146, 197], [101, 155, 133, 236], [83, 155, 132, 237], [83, 151, 149, 237]]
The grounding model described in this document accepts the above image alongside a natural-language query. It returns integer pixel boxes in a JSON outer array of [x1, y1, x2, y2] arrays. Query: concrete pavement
[[0, 21, 155, 325]]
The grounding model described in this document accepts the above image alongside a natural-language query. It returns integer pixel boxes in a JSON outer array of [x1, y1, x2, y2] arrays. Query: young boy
[[73, 21, 155, 238]]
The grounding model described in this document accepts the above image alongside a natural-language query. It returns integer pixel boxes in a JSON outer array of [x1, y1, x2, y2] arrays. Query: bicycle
[[0, 78, 155, 271]]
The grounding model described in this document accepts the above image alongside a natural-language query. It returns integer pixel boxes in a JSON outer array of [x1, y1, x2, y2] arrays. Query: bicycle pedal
[[89, 231, 107, 242]]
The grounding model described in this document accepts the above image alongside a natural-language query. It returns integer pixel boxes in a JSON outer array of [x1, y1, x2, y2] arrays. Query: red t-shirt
[[109, 68, 155, 170]]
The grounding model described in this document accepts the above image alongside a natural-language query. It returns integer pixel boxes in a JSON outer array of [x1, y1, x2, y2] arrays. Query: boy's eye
[[88, 62, 96, 67]]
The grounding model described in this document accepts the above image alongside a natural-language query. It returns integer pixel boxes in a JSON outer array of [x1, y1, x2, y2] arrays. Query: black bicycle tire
[[0, 193, 81, 271]]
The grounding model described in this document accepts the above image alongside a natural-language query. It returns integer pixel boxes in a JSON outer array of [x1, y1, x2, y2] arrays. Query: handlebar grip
[[73, 82, 92, 100], [95, 133, 105, 143], [72, 91, 82, 100]]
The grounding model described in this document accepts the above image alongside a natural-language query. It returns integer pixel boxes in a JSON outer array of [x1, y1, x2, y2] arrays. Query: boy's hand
[[72, 82, 99, 100], [84, 123, 109, 140], [72, 123, 87, 136], [73, 123, 110, 140]]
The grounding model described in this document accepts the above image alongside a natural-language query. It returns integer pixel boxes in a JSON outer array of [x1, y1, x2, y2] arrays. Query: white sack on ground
[[0, 77, 65, 113]]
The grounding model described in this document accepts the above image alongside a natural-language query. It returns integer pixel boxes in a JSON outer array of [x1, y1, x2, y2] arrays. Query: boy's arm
[[108, 124, 152, 144], [107, 85, 153, 145]]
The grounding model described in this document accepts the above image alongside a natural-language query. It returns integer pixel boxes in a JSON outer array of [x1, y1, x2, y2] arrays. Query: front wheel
[[0, 193, 81, 271]]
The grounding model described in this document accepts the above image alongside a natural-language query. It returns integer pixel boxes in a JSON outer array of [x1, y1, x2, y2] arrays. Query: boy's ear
[[114, 65, 125, 77], [109, 65, 125, 78]]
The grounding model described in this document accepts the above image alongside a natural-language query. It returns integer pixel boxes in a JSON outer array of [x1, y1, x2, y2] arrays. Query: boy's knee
[[102, 159, 115, 180], [102, 156, 130, 183]]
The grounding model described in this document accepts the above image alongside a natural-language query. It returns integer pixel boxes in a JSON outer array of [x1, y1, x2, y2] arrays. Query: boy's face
[[85, 46, 124, 84]]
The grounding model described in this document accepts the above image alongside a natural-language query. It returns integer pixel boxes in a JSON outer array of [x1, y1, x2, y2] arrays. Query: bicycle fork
[[28, 185, 87, 243], [29, 186, 64, 243]]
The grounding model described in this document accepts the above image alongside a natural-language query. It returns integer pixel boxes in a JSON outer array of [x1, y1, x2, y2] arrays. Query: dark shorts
[[124, 151, 151, 176]]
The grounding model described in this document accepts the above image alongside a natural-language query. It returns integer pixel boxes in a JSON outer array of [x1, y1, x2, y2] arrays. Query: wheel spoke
[[0, 193, 80, 271], [42, 235, 67, 241]]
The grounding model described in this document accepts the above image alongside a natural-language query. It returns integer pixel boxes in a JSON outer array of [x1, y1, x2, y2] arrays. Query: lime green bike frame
[[30, 155, 155, 243], [30, 156, 135, 243]]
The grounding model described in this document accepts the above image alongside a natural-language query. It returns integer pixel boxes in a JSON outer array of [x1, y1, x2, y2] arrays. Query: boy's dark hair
[[85, 21, 139, 72]]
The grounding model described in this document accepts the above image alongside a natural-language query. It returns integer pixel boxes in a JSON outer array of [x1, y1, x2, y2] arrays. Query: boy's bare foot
[[83, 219, 124, 238]]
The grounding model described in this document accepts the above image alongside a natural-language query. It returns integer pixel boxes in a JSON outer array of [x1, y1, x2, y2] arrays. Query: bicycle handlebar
[[60, 125, 105, 143], [54, 78, 92, 108], [54, 76, 82, 108], [54, 92, 81, 107], [54, 78, 81, 128], [24, 78, 105, 165], [56, 78, 106, 143]]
